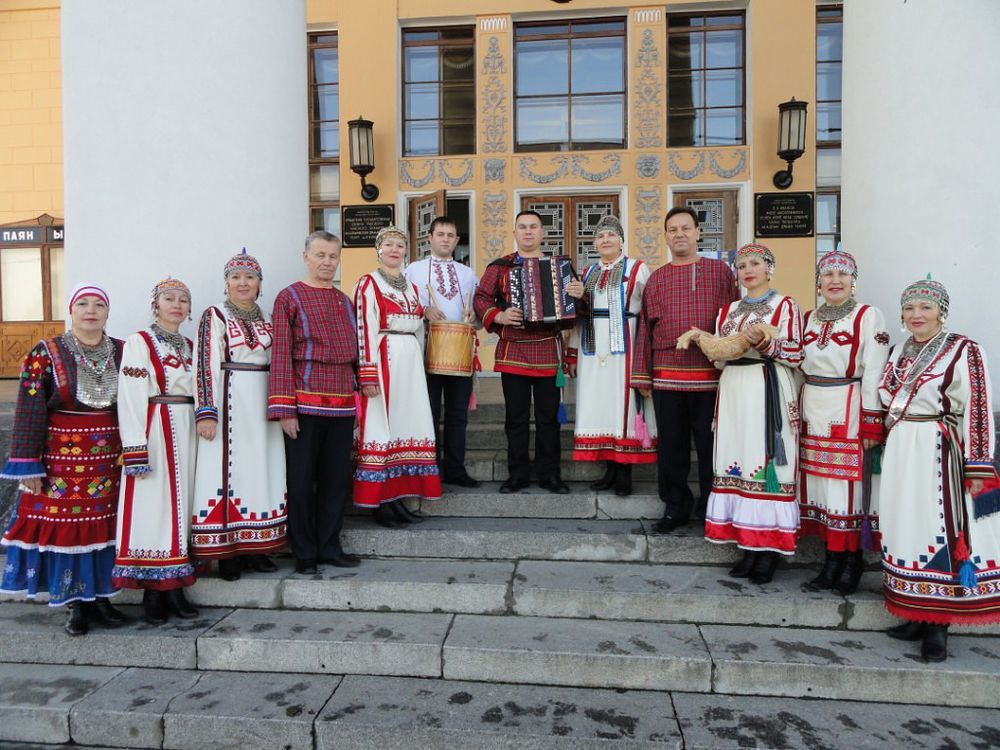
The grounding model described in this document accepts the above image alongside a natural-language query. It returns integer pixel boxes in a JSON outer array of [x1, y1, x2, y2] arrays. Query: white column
[[62, 0, 307, 336], [842, 0, 1000, 397]]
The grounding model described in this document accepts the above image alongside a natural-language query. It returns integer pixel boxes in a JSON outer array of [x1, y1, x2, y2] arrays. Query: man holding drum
[[406, 216, 481, 488], [474, 210, 585, 494]]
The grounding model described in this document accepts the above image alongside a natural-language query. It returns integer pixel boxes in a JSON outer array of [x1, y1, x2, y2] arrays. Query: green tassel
[[765, 459, 780, 493], [870, 444, 882, 475], [555, 367, 566, 388]]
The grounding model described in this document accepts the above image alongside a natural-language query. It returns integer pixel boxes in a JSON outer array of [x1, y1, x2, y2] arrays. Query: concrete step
[[4, 665, 999, 750], [464, 450, 666, 482], [412, 483, 665, 519]]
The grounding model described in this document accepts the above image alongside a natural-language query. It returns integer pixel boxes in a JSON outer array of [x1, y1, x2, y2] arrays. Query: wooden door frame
[[520, 193, 620, 270]]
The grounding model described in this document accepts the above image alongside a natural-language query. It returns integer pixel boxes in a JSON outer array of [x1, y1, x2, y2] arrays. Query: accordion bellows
[[676, 324, 780, 361], [511, 256, 577, 324]]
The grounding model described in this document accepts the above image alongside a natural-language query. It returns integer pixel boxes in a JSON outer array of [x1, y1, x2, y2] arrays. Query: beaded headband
[[735, 242, 776, 268], [594, 214, 624, 242], [375, 225, 408, 250], [150, 277, 191, 308], [224, 247, 262, 280], [816, 245, 857, 279], [68, 283, 110, 311], [900, 274, 949, 318]]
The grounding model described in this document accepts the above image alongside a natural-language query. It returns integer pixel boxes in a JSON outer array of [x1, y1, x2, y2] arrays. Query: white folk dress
[[799, 303, 890, 551], [704, 293, 803, 554], [878, 332, 1000, 625], [571, 255, 657, 464], [353, 272, 442, 507], [112, 329, 197, 590], [191, 305, 287, 559]]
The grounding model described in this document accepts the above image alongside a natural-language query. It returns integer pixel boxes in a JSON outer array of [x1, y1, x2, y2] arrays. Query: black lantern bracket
[[773, 98, 809, 190], [348, 116, 380, 202]]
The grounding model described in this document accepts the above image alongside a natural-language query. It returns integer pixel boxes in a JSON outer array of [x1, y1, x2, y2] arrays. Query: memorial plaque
[[342, 204, 395, 247], [754, 192, 814, 238]]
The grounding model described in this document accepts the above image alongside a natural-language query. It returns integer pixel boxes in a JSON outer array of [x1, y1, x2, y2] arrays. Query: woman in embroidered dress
[[799, 248, 890, 595], [354, 226, 442, 526], [192, 250, 287, 581], [0, 285, 127, 636], [878, 277, 1000, 662], [567, 214, 655, 497], [702, 242, 803, 584], [113, 278, 199, 625]]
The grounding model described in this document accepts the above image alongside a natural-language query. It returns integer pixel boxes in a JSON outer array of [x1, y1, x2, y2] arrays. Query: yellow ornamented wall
[[0, 0, 61, 224]]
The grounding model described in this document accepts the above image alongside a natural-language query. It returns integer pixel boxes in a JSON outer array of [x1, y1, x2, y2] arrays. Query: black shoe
[[921, 624, 948, 662], [729, 550, 758, 578], [651, 515, 689, 534], [444, 473, 482, 488], [64, 602, 88, 636], [538, 477, 570, 495], [373, 505, 403, 528], [499, 477, 530, 494], [832, 550, 865, 595], [802, 551, 847, 592], [89, 597, 128, 627], [218, 557, 242, 581], [324, 552, 362, 568], [886, 620, 926, 641], [391, 499, 425, 524], [749, 551, 780, 584], [295, 558, 319, 575], [589, 462, 617, 491], [614, 465, 632, 497], [166, 587, 199, 619], [143, 589, 167, 626], [245, 554, 278, 573]]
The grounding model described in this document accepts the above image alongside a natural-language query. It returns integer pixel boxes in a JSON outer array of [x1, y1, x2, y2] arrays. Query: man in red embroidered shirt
[[633, 207, 738, 532], [268, 231, 360, 573], [474, 211, 584, 494]]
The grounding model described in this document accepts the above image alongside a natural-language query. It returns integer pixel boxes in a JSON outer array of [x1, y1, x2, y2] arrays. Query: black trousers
[[427, 372, 473, 480], [283, 414, 354, 561], [652, 389, 716, 520], [501, 372, 561, 482]]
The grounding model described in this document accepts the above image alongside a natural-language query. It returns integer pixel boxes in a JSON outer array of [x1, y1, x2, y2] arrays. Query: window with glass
[[309, 33, 340, 239], [402, 27, 475, 156], [666, 13, 745, 147], [816, 6, 843, 145], [514, 19, 627, 152]]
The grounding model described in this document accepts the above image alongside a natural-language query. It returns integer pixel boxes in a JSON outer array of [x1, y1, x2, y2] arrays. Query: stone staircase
[[1, 388, 999, 749]]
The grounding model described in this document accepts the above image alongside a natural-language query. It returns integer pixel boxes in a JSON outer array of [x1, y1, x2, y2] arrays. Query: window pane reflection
[[49, 246, 64, 321], [669, 72, 702, 110], [705, 69, 741, 107], [443, 123, 475, 155], [314, 123, 339, 158], [705, 30, 741, 68], [313, 48, 338, 84], [443, 84, 474, 119], [442, 48, 475, 81], [405, 121, 440, 155], [309, 165, 340, 202], [667, 110, 700, 147], [517, 97, 569, 147], [405, 47, 438, 82], [570, 95, 624, 145], [817, 102, 842, 142], [311, 207, 341, 237], [571, 37, 623, 94], [817, 148, 842, 187], [1, 248, 43, 321], [668, 33, 703, 69], [314, 86, 338, 121], [705, 108, 742, 145], [817, 24, 843, 62], [816, 194, 838, 234], [517, 40, 568, 96], [406, 83, 439, 119], [817, 62, 842, 101]]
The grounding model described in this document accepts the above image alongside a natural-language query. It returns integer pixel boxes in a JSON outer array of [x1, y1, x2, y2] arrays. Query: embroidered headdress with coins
[[900, 274, 949, 320]]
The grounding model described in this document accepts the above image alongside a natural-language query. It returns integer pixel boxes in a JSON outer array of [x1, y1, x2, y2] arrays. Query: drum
[[426, 321, 475, 376]]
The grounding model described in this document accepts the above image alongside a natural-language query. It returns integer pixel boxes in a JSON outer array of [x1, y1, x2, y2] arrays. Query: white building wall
[[62, 0, 308, 338], [842, 0, 1000, 399]]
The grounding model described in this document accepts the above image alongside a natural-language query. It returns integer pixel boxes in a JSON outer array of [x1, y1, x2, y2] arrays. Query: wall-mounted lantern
[[348, 116, 379, 202], [773, 98, 808, 190]]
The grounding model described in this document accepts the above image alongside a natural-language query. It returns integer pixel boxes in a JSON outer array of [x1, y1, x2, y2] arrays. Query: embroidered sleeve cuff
[[965, 462, 1000, 482], [859, 410, 886, 441], [564, 347, 578, 365], [267, 405, 297, 420], [358, 364, 379, 387], [194, 406, 219, 423], [482, 306, 501, 332], [121, 446, 150, 470], [124, 465, 152, 476], [0, 458, 46, 479]]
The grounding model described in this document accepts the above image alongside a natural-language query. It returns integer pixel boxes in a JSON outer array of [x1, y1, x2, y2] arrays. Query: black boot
[[589, 462, 617, 491], [391, 499, 424, 524], [64, 602, 88, 636], [832, 549, 865, 595], [729, 550, 758, 578], [614, 464, 633, 497], [165, 587, 199, 619], [143, 589, 167, 626], [886, 620, 925, 641], [218, 557, 242, 581], [749, 551, 780, 584], [802, 550, 847, 592], [246, 554, 278, 573], [89, 597, 128, 627], [373, 504, 402, 528], [921, 624, 948, 662]]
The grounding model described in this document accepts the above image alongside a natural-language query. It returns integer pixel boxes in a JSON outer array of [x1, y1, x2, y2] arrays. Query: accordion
[[510, 255, 577, 325]]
